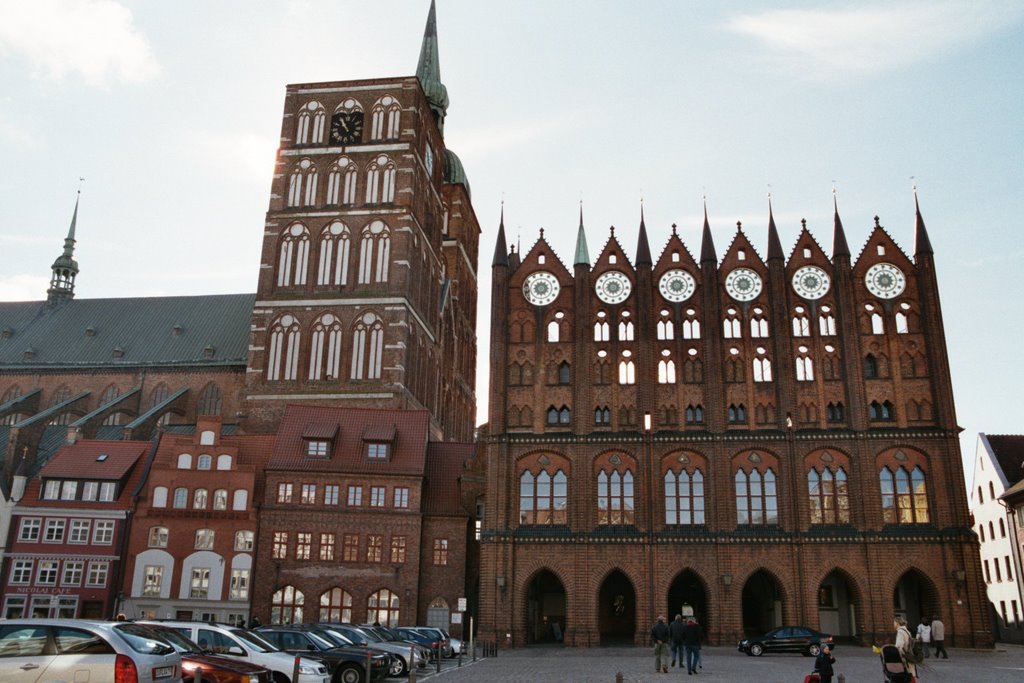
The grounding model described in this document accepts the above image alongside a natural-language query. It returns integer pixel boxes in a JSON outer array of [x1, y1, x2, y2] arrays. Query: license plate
[[153, 666, 175, 679]]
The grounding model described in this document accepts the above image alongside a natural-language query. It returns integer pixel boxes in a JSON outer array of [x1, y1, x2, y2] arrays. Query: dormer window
[[302, 423, 338, 459], [367, 443, 390, 460], [362, 424, 395, 461]]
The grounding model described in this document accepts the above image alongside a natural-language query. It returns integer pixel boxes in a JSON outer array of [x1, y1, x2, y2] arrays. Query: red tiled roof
[[422, 442, 475, 516], [40, 440, 151, 480], [987, 435, 1024, 487], [268, 405, 431, 474]]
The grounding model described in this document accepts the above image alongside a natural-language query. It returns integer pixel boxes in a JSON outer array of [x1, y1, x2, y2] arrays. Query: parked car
[[0, 619, 182, 683], [436, 629, 463, 658], [393, 627, 450, 659], [256, 625, 390, 682], [738, 626, 835, 657], [144, 624, 273, 683], [317, 625, 426, 676], [140, 621, 329, 683]]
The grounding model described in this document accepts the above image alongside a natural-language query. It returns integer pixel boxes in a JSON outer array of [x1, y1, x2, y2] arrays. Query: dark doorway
[[598, 570, 635, 645], [667, 569, 709, 633], [893, 569, 939, 631], [742, 570, 784, 636], [81, 601, 104, 619], [818, 570, 860, 640], [526, 570, 566, 644]]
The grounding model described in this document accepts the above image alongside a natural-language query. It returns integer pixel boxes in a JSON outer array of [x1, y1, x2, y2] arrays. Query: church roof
[[0, 293, 255, 369], [986, 434, 1024, 487]]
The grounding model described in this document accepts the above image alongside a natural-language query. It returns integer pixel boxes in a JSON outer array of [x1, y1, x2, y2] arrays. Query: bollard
[[838, 675, 845, 683], [615, 672, 624, 683], [195, 667, 203, 683], [408, 646, 417, 683], [292, 655, 301, 683], [436, 643, 441, 674]]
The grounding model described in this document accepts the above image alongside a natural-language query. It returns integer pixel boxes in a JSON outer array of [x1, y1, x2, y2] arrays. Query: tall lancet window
[[277, 224, 310, 287], [351, 312, 385, 380], [357, 220, 391, 284], [267, 314, 301, 382], [308, 313, 344, 381], [365, 155, 397, 204], [317, 221, 351, 287], [287, 159, 317, 207], [326, 157, 355, 206]]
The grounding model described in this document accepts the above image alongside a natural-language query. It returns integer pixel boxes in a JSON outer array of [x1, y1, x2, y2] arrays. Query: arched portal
[[667, 570, 709, 633], [526, 570, 566, 644], [598, 570, 635, 645], [742, 570, 784, 636], [818, 569, 861, 639], [893, 569, 939, 630]]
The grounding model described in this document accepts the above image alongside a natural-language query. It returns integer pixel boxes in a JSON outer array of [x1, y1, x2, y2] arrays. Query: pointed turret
[[416, 0, 449, 134], [699, 203, 717, 265], [574, 205, 590, 266], [47, 192, 80, 306], [831, 194, 850, 258], [766, 197, 784, 262], [492, 205, 509, 267], [914, 190, 934, 256], [635, 205, 652, 267]]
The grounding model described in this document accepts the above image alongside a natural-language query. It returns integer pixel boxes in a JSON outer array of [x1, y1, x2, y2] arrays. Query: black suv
[[255, 626, 389, 683]]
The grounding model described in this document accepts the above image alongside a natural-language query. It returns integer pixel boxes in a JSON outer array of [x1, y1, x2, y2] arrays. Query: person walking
[[682, 616, 704, 675], [813, 642, 836, 683], [668, 614, 685, 668], [916, 616, 931, 658], [651, 615, 670, 673], [930, 615, 947, 658], [894, 616, 918, 679]]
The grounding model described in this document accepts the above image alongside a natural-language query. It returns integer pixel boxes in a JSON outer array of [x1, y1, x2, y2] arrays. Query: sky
[[0, 0, 1022, 488]]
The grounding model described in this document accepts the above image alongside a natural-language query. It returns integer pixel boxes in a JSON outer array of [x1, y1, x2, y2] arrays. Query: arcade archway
[[893, 569, 939, 630], [818, 569, 861, 639], [526, 570, 566, 644], [667, 569, 709, 632], [598, 570, 635, 645], [742, 570, 784, 636]]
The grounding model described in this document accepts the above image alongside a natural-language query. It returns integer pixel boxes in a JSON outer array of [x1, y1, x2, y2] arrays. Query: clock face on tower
[[523, 272, 560, 307], [595, 271, 632, 305], [864, 263, 906, 299], [330, 111, 364, 144], [658, 270, 696, 303], [791, 265, 831, 300], [724, 268, 763, 302]]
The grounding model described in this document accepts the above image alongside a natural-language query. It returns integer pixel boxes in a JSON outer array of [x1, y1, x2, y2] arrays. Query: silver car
[[0, 619, 182, 683]]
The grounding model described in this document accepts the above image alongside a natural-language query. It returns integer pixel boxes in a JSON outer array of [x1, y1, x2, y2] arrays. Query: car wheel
[[272, 673, 291, 683], [389, 656, 407, 677], [750, 643, 764, 656], [808, 643, 821, 656], [335, 663, 362, 683]]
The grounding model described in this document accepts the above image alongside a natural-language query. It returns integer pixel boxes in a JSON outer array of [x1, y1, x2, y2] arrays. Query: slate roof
[[0, 294, 255, 369], [422, 442, 474, 516], [267, 405, 431, 475], [987, 434, 1024, 487]]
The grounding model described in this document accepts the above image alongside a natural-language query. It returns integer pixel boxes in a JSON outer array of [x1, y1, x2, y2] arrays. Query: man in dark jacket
[[651, 615, 670, 673], [814, 643, 836, 683], [683, 617, 704, 675], [669, 614, 686, 667]]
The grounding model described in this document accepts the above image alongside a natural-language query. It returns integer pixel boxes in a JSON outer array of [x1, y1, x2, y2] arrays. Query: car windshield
[[146, 627, 200, 654], [114, 624, 176, 656], [319, 630, 356, 647], [352, 627, 382, 643], [305, 631, 336, 649], [377, 629, 403, 642], [230, 628, 278, 652]]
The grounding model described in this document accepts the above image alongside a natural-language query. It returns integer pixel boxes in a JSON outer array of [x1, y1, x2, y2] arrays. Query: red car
[[144, 624, 273, 683]]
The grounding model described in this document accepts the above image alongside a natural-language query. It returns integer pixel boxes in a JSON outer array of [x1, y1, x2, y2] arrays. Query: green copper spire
[[574, 205, 590, 266], [47, 191, 81, 305], [416, 0, 449, 134]]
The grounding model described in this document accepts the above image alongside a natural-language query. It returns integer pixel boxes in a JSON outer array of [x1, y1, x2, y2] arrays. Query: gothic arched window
[[196, 383, 222, 416], [735, 468, 777, 525], [367, 588, 399, 628], [350, 312, 384, 380], [357, 220, 390, 284], [365, 155, 397, 204], [267, 314, 302, 382], [271, 585, 304, 625], [808, 466, 850, 524], [308, 313, 344, 381], [317, 221, 351, 287], [277, 224, 311, 288], [597, 468, 634, 525], [287, 159, 318, 207], [880, 465, 929, 524], [320, 587, 352, 623], [665, 468, 705, 525], [519, 469, 568, 525], [796, 356, 814, 381]]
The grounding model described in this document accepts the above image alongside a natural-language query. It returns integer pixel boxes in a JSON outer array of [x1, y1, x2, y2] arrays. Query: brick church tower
[[479, 197, 990, 648], [243, 1, 479, 441]]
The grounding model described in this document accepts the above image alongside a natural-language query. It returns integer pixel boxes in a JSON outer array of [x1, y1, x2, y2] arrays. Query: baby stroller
[[880, 644, 915, 683]]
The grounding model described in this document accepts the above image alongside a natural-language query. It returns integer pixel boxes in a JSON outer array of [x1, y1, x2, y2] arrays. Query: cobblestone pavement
[[425, 644, 1024, 683]]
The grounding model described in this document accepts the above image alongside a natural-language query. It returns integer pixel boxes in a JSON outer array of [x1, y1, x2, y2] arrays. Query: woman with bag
[[894, 616, 918, 679]]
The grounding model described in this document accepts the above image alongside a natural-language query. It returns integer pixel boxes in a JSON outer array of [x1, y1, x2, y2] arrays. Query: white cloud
[[725, 1, 1024, 77], [0, 274, 49, 302], [0, 0, 159, 86]]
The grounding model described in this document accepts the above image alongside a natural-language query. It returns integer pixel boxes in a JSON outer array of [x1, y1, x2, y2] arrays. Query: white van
[[141, 621, 328, 683]]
